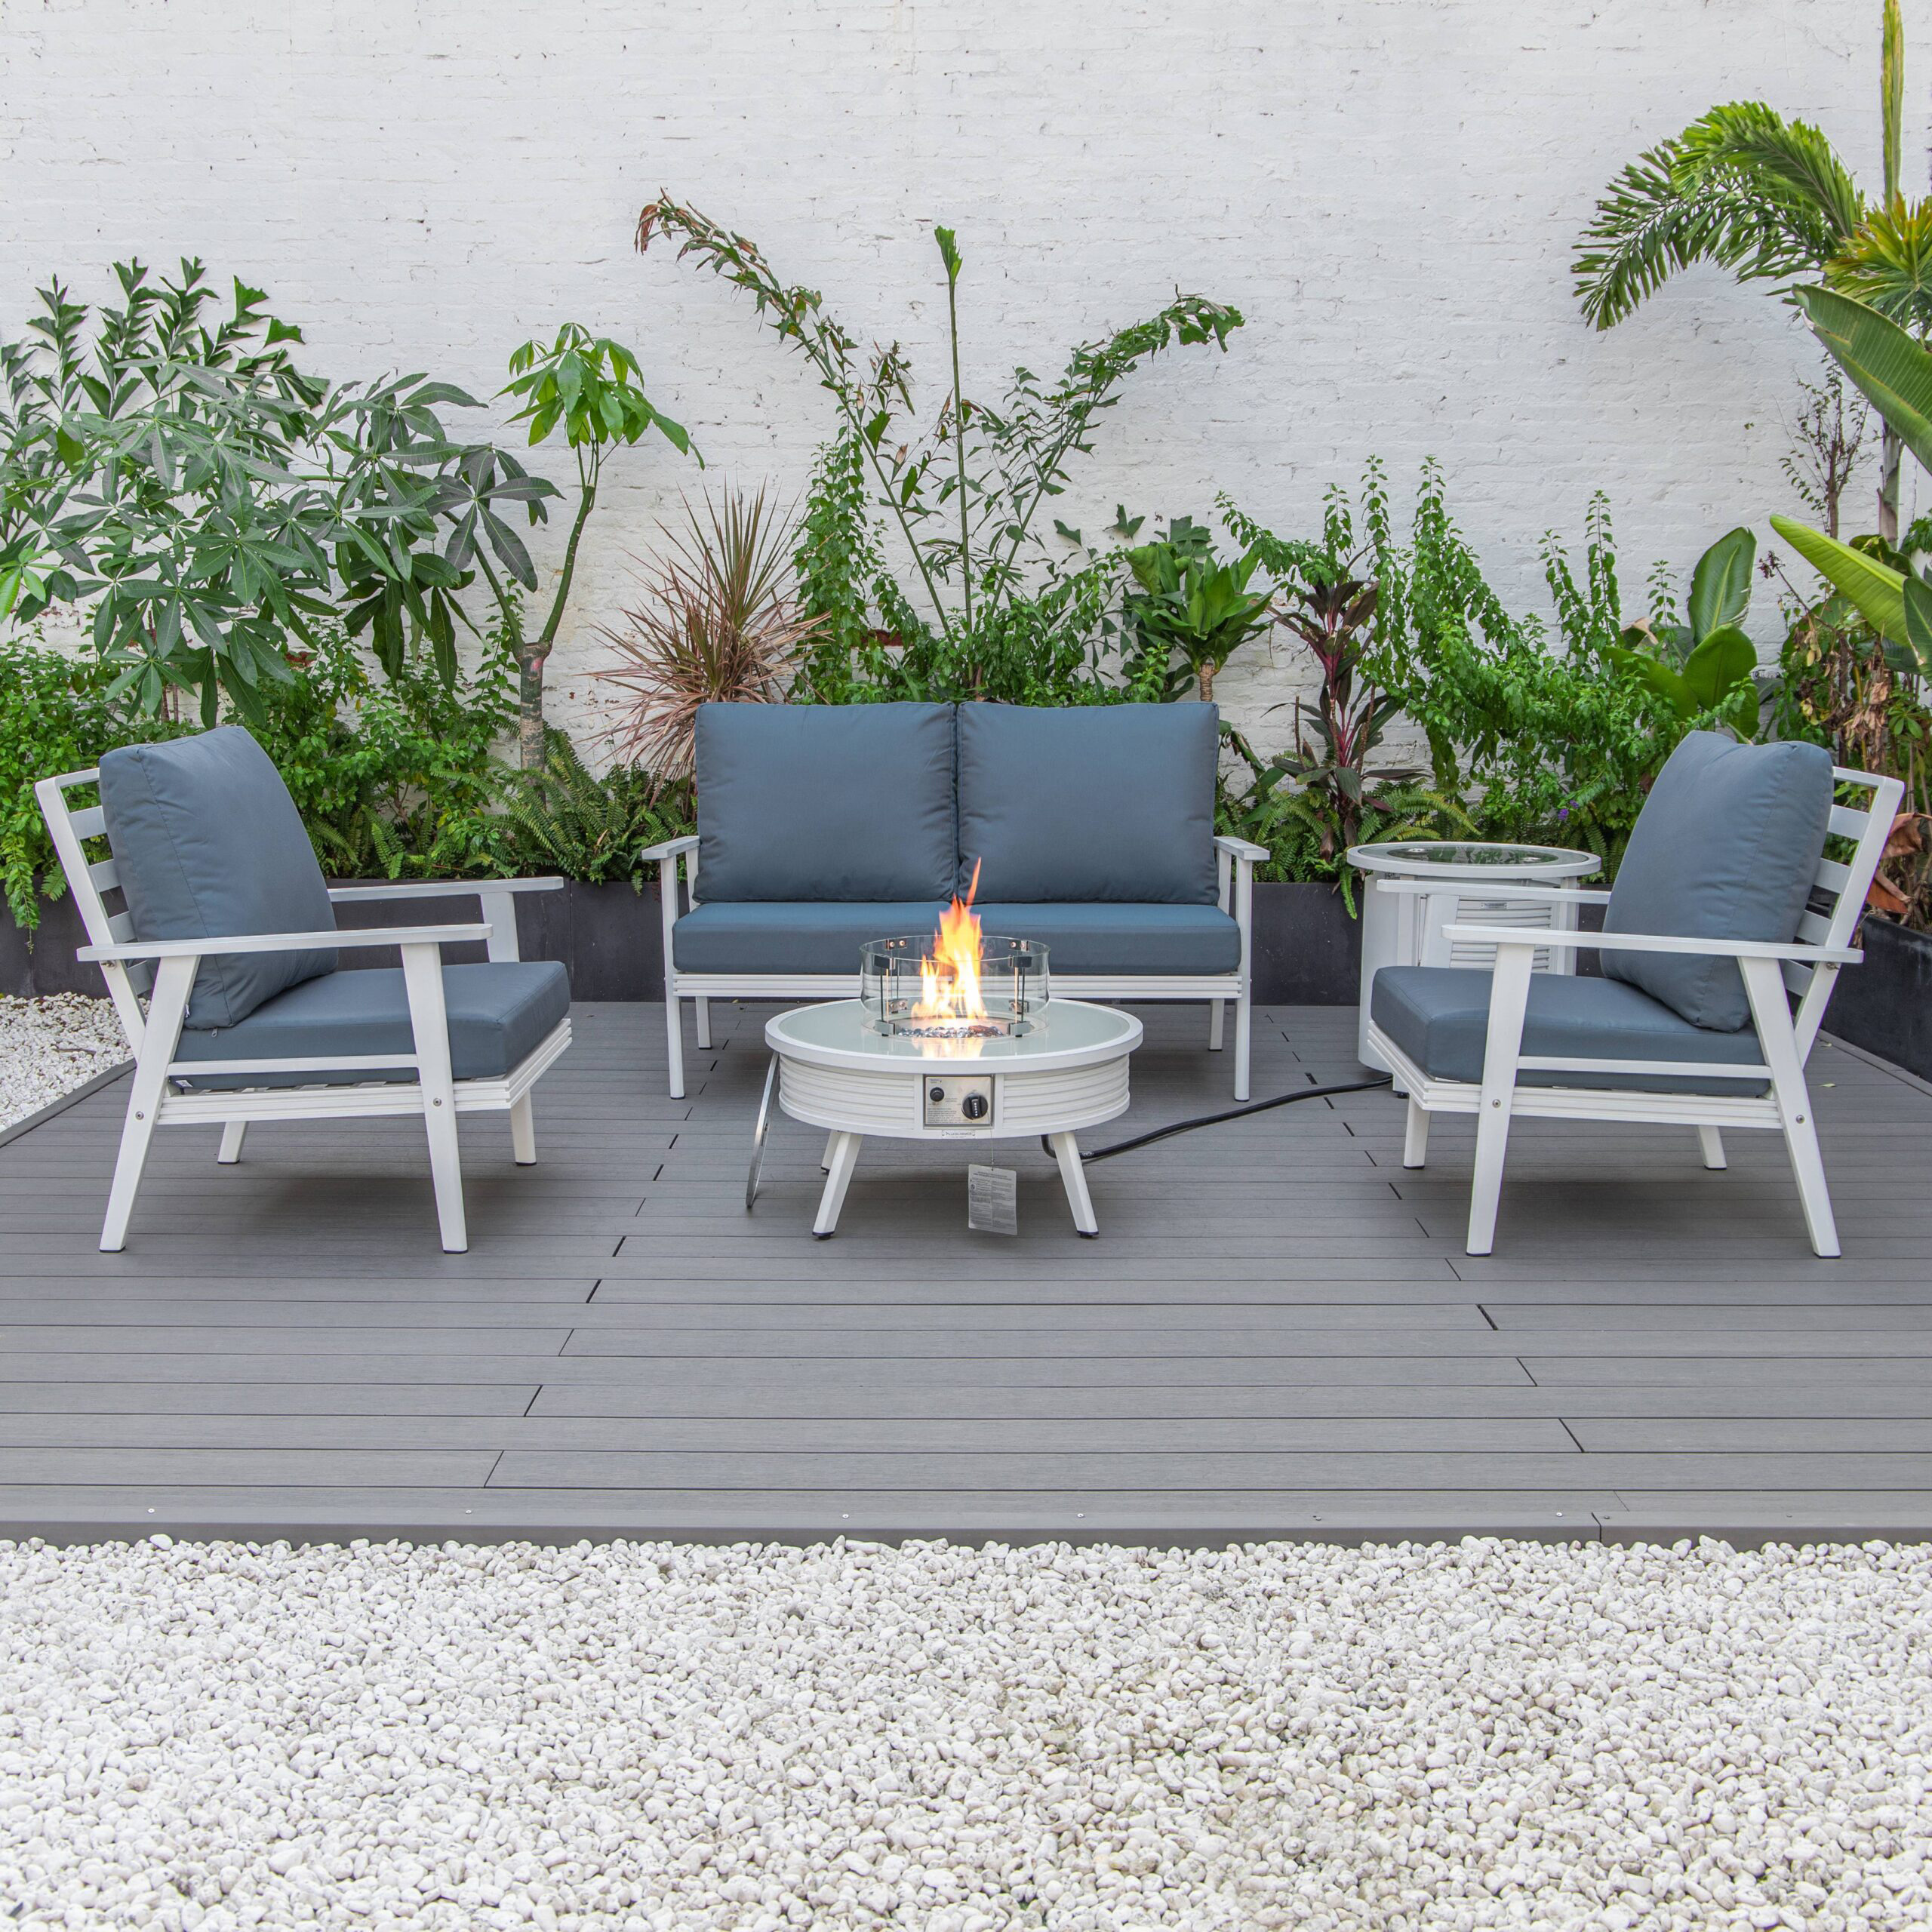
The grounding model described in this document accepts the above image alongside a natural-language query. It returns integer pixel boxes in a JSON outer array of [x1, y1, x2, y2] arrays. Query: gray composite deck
[[2, 1001, 1930, 1546]]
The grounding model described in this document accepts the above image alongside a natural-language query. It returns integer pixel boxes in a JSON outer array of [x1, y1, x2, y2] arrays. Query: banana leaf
[[1793, 285, 1932, 475], [1768, 514, 1908, 641], [1687, 528, 1755, 643]]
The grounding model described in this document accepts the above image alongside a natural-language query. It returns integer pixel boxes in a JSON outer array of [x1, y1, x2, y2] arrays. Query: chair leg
[[1233, 985, 1251, 1103], [100, 956, 194, 1253], [666, 992, 686, 1100], [401, 943, 466, 1253], [1465, 943, 1534, 1257], [694, 996, 713, 1050], [1741, 956, 1839, 1259], [1208, 999, 1225, 1051], [1780, 1106, 1841, 1259], [510, 1094, 537, 1165], [1697, 1126, 1727, 1171], [217, 1121, 248, 1165], [1403, 1097, 1430, 1168]]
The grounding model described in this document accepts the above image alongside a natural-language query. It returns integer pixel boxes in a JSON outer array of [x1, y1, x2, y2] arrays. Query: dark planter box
[[1, 876, 1393, 1014], [1250, 881, 1359, 1004], [1823, 915, 1932, 1084], [0, 879, 664, 1006], [328, 880, 664, 1004]]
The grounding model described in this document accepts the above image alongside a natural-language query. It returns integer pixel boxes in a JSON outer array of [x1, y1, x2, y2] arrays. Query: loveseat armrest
[[639, 835, 699, 863], [1214, 835, 1269, 863]]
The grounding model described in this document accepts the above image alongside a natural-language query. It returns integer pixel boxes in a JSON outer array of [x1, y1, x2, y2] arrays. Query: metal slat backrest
[[32, 768, 149, 1048], [1787, 765, 1906, 1059]]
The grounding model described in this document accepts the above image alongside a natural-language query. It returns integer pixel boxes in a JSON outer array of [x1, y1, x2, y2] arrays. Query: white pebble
[[1, 1535, 1929, 1928], [0, 993, 126, 1131]]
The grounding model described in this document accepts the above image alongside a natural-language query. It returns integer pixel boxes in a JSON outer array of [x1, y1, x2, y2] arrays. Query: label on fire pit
[[967, 1164, 1018, 1236]]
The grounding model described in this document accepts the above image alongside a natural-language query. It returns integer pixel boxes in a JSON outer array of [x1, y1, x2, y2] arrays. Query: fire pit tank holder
[[860, 935, 1050, 1041]]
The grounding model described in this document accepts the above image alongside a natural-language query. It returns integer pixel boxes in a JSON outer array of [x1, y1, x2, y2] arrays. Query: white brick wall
[[0, 0, 1895, 758]]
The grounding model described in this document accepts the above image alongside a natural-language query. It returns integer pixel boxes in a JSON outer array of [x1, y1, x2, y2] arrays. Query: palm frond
[[1675, 103, 1865, 244], [1827, 201, 1932, 336], [1575, 106, 1864, 330]]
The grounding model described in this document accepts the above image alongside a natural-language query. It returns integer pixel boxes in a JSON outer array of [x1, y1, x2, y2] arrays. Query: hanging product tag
[[967, 1164, 1018, 1235]]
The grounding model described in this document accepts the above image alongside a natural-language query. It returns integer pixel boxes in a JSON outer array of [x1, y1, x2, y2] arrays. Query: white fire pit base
[[754, 998, 1143, 1238]]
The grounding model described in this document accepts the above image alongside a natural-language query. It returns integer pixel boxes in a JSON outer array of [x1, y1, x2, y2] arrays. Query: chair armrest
[[639, 835, 698, 863], [1374, 878, 1611, 905], [1441, 923, 1862, 964], [1213, 835, 1269, 863], [328, 877, 564, 903], [78, 924, 492, 962]]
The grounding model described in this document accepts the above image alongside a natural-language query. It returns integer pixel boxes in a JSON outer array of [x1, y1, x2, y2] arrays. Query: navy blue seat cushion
[[99, 727, 338, 1031], [673, 903, 949, 975], [955, 703, 1219, 904], [1602, 732, 1834, 1032], [170, 961, 571, 1091], [1371, 964, 1768, 1097], [971, 903, 1241, 975], [694, 703, 957, 902]]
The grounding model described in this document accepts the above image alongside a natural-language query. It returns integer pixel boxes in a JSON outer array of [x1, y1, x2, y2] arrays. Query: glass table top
[[767, 998, 1139, 1068], [1348, 839, 1598, 874]]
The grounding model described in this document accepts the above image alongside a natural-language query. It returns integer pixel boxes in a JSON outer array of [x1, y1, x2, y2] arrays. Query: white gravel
[[3, 1536, 1930, 1931], [0, 992, 128, 1132]]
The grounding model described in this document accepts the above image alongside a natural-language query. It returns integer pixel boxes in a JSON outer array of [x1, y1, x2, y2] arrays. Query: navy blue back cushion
[[1602, 732, 1834, 1032], [694, 703, 958, 902], [98, 727, 337, 1031], [955, 703, 1220, 903]]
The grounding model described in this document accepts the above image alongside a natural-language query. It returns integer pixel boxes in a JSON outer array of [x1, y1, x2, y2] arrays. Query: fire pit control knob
[[961, 1093, 989, 1121], [929, 1086, 946, 1104]]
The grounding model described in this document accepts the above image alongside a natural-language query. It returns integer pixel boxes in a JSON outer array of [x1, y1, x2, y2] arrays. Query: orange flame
[[912, 859, 987, 1029]]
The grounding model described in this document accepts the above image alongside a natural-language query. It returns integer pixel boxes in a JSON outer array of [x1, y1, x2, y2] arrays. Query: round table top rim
[[1345, 839, 1600, 878], [765, 997, 1143, 1075]]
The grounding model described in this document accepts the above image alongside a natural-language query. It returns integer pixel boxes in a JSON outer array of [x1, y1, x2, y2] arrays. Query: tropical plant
[[1223, 463, 1665, 871], [1237, 572, 1473, 893], [499, 324, 697, 768], [1574, 0, 1921, 538], [1608, 527, 1764, 739], [636, 197, 1240, 696], [594, 487, 819, 777], [1770, 285, 1932, 674], [0, 259, 556, 722], [1122, 517, 1273, 703], [502, 731, 692, 890]]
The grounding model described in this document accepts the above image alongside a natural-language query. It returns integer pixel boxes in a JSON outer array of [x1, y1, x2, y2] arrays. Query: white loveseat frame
[[643, 833, 1270, 1101]]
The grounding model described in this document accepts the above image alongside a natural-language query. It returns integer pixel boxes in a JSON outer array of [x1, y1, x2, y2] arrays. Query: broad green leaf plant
[[500, 325, 696, 767], [1608, 526, 1764, 739], [0, 259, 561, 724], [1574, 0, 1922, 539], [1122, 517, 1274, 703]]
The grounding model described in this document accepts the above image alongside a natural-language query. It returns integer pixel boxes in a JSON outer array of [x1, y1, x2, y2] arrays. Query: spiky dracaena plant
[[1574, 0, 1925, 539], [593, 487, 820, 779]]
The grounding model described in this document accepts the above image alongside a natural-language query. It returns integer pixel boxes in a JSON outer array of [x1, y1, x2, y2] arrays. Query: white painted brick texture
[[0, 0, 1892, 756]]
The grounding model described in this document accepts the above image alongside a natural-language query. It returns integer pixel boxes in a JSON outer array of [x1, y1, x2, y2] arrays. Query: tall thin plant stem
[[937, 226, 973, 648]]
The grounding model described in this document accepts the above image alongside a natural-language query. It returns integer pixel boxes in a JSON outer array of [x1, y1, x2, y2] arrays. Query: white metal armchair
[[36, 728, 572, 1254], [1364, 735, 1902, 1257]]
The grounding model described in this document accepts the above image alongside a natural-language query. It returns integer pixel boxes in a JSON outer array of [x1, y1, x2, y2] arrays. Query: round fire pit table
[[1346, 840, 1601, 1072], [752, 998, 1143, 1238]]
